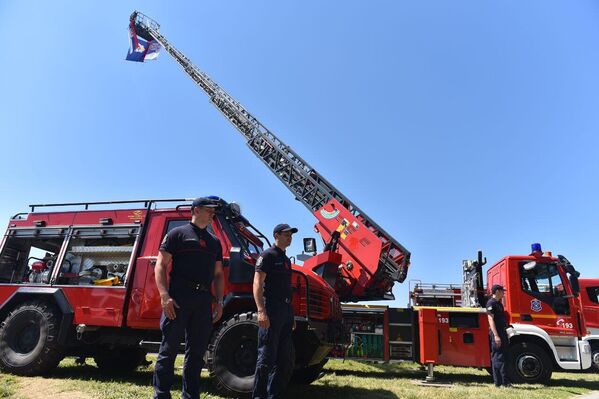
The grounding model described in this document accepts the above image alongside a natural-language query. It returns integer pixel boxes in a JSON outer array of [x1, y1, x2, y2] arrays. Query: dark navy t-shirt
[[255, 245, 292, 301], [159, 222, 223, 285], [486, 297, 507, 333]]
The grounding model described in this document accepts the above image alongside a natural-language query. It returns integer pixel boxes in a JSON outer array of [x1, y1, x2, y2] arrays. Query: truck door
[[517, 261, 578, 337], [126, 211, 231, 329], [127, 213, 188, 327]]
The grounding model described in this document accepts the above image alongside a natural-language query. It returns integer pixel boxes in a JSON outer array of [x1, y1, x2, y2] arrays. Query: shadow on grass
[[547, 378, 599, 390], [429, 371, 599, 390], [43, 363, 397, 399], [43, 364, 222, 396], [287, 383, 397, 399], [37, 361, 599, 398], [324, 363, 599, 391], [328, 367, 423, 380]]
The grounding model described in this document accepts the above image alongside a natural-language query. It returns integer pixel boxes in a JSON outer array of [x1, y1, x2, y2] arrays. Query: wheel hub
[[9, 319, 40, 355], [232, 338, 257, 376], [592, 350, 599, 370], [517, 354, 542, 378]]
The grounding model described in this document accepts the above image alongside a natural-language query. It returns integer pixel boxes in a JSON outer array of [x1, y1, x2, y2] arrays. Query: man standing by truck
[[153, 197, 225, 399], [487, 284, 511, 387], [252, 223, 298, 399]]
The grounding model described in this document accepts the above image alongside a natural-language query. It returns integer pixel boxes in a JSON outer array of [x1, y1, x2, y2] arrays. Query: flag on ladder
[[126, 21, 160, 62]]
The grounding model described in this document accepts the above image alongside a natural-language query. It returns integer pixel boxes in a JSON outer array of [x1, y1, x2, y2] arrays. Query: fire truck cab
[[0, 198, 342, 396], [484, 251, 592, 381]]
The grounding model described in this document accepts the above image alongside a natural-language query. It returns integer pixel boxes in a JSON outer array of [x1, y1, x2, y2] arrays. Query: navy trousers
[[490, 331, 509, 386], [252, 300, 294, 399], [153, 292, 212, 399]]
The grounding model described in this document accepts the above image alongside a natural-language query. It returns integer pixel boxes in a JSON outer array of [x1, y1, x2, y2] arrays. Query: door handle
[[520, 314, 533, 321]]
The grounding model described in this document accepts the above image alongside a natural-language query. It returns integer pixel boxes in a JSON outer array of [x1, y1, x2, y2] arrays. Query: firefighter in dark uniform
[[153, 197, 225, 399], [252, 223, 297, 399], [486, 284, 511, 388]]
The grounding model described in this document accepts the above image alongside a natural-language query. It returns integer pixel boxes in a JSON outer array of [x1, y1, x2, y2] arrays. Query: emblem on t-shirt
[[256, 256, 263, 267], [199, 239, 206, 248], [531, 298, 542, 312], [161, 234, 168, 245]]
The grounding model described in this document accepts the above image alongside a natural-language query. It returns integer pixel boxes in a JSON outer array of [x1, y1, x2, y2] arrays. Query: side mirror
[[523, 261, 537, 271], [229, 202, 241, 217], [303, 237, 317, 254]]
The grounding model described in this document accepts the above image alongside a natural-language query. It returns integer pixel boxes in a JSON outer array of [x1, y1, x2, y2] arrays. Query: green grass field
[[0, 356, 598, 399]]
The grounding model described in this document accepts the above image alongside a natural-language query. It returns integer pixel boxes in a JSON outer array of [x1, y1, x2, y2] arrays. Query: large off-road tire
[[0, 301, 65, 375], [93, 346, 148, 373], [207, 312, 260, 397], [291, 358, 327, 384], [507, 341, 552, 384], [208, 312, 298, 397]]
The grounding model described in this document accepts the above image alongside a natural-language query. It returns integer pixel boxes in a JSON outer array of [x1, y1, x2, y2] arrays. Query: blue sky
[[1, 1, 598, 306]]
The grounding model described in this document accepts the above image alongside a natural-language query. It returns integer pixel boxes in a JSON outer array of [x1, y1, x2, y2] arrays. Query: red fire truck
[[0, 198, 347, 395], [580, 278, 599, 370], [0, 11, 413, 397], [333, 248, 593, 384]]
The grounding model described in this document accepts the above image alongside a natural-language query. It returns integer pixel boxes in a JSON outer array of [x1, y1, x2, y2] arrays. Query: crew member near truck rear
[[153, 197, 225, 399], [487, 284, 511, 387], [252, 223, 297, 399]]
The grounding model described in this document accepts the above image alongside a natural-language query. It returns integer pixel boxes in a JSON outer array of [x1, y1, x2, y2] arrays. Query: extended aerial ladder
[[129, 11, 411, 301]]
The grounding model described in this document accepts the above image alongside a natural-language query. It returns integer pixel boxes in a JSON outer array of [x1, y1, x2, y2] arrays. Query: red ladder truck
[[126, 11, 411, 303], [0, 11, 414, 397], [334, 247, 593, 383]]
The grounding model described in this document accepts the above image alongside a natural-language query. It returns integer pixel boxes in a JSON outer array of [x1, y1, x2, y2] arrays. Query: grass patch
[[2, 356, 598, 399], [0, 373, 18, 398]]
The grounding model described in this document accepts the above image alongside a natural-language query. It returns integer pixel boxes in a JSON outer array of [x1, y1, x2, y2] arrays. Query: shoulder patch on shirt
[[487, 306, 493, 311], [161, 234, 168, 245], [256, 256, 263, 267]]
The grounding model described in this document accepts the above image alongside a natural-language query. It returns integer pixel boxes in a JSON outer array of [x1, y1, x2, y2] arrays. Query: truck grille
[[308, 286, 329, 320], [292, 273, 341, 321]]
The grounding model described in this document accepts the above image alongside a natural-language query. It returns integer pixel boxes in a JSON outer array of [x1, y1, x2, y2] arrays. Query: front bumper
[[292, 318, 344, 367]]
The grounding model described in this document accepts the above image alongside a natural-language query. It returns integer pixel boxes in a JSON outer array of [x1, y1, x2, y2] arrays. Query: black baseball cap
[[191, 197, 219, 209], [491, 284, 506, 294], [273, 223, 298, 237]]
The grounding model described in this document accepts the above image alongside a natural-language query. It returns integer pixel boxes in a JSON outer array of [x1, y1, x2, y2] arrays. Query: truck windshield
[[520, 262, 566, 297], [519, 262, 570, 315], [217, 217, 264, 258], [231, 223, 263, 256], [236, 232, 262, 256]]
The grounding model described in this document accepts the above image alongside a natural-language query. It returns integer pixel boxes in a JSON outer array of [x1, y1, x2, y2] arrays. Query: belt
[[267, 297, 291, 303], [177, 280, 211, 292]]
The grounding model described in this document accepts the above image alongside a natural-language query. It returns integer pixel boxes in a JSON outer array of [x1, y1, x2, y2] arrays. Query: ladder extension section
[[130, 12, 411, 296]]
